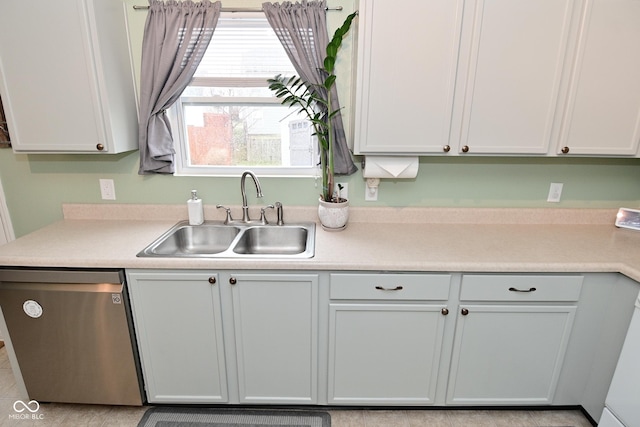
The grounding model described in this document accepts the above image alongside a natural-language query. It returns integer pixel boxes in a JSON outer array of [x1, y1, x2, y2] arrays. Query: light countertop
[[0, 204, 639, 282]]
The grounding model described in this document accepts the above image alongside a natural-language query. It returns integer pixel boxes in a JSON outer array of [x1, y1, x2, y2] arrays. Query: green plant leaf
[[326, 42, 338, 60], [338, 12, 357, 35], [328, 109, 342, 120], [324, 56, 335, 74], [324, 74, 336, 90]]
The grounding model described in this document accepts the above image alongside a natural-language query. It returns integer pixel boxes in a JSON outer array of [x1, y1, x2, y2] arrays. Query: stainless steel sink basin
[[233, 226, 309, 255], [137, 220, 315, 258], [142, 224, 241, 256]]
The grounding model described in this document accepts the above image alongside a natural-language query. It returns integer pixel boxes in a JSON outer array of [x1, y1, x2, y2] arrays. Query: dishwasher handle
[[0, 269, 124, 285]]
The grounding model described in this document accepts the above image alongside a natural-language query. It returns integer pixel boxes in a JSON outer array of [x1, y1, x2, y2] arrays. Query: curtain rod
[[132, 5, 343, 11]]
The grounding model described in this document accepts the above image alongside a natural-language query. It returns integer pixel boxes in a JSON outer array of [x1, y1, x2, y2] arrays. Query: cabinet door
[[354, 0, 464, 154], [328, 303, 447, 404], [599, 409, 625, 427], [229, 273, 319, 404], [447, 305, 576, 404], [557, 0, 640, 155], [0, 0, 137, 153], [457, 0, 575, 154], [127, 271, 228, 403]]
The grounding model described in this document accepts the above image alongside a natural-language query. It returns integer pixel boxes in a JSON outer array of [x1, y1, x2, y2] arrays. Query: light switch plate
[[615, 207, 640, 230]]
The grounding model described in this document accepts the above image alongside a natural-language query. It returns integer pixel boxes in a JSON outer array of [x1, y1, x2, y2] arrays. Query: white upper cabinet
[[355, 0, 640, 157], [0, 0, 138, 154], [556, 0, 640, 156], [456, 0, 576, 155], [354, 0, 575, 156], [354, 0, 464, 154]]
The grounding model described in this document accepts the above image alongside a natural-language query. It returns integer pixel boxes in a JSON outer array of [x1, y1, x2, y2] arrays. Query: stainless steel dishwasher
[[0, 268, 144, 406]]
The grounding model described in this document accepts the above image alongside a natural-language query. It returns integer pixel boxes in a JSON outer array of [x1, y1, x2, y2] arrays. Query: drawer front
[[460, 275, 583, 302], [330, 273, 451, 300]]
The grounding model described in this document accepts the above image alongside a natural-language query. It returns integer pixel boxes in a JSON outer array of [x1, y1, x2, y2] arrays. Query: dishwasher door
[[0, 269, 143, 406], [602, 298, 640, 427]]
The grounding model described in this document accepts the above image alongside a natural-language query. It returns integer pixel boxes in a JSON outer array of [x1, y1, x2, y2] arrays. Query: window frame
[[171, 12, 320, 177], [172, 98, 320, 177]]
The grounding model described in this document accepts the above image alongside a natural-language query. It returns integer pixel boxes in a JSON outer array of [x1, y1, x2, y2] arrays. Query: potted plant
[[268, 11, 357, 230]]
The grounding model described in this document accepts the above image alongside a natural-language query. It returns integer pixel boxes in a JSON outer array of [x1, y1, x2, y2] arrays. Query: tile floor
[[0, 345, 595, 427]]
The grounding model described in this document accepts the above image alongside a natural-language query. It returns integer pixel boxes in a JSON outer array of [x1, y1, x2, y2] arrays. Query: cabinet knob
[[461, 145, 469, 153], [443, 145, 451, 153], [561, 146, 570, 154], [96, 143, 105, 151], [441, 308, 449, 315], [229, 277, 237, 285], [208, 277, 216, 284], [461, 308, 469, 316]]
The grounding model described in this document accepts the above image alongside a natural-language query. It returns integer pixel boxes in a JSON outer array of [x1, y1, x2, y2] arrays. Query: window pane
[[183, 104, 316, 168], [175, 13, 313, 175], [194, 14, 297, 79], [182, 86, 273, 98]]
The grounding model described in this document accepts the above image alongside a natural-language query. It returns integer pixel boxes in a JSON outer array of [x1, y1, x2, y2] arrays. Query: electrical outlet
[[365, 178, 380, 201], [99, 179, 116, 200], [336, 182, 348, 200], [547, 182, 563, 203]]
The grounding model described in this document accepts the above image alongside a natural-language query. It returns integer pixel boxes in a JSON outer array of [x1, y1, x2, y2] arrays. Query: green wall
[[1, 0, 639, 237], [1, 148, 639, 238]]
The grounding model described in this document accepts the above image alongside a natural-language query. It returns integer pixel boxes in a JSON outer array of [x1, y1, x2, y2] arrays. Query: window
[[0, 95, 10, 147], [172, 12, 318, 176]]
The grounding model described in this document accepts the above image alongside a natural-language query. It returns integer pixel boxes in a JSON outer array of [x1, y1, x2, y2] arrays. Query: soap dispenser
[[187, 190, 204, 225]]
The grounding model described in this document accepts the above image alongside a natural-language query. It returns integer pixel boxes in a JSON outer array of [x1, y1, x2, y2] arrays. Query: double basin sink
[[137, 220, 316, 259]]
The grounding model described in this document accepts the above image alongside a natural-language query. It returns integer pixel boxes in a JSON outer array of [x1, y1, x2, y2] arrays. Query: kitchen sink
[[142, 224, 241, 256], [137, 221, 315, 258], [233, 225, 310, 255]]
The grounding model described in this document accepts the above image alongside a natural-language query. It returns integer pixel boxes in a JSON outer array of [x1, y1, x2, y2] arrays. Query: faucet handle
[[216, 204, 233, 224], [260, 205, 275, 225], [275, 202, 284, 226]]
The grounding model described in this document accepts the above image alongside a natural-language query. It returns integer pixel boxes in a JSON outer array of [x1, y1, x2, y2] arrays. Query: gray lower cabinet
[[125, 268, 634, 414], [446, 274, 583, 405], [327, 273, 451, 404], [126, 269, 319, 404], [228, 272, 319, 404], [127, 270, 228, 404]]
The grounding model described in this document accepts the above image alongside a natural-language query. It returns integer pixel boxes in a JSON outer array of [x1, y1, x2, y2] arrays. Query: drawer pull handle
[[375, 285, 403, 291], [508, 287, 537, 293]]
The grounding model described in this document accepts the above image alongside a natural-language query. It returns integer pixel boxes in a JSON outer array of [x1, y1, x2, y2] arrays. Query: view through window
[[173, 12, 317, 176]]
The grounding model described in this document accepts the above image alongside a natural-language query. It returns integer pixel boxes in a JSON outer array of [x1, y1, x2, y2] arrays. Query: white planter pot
[[317, 197, 349, 231]]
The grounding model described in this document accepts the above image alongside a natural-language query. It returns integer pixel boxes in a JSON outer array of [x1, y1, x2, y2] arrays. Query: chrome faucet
[[240, 171, 263, 222], [275, 201, 284, 226]]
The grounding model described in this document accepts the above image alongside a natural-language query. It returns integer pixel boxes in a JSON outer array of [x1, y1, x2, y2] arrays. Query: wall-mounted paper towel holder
[[361, 155, 420, 179], [361, 156, 419, 201]]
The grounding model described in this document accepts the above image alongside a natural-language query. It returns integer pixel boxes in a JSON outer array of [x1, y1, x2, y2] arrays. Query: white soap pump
[[187, 190, 204, 225]]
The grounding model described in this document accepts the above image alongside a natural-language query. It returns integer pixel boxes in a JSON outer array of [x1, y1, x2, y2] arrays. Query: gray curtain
[[138, 0, 221, 174], [263, 0, 358, 175]]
